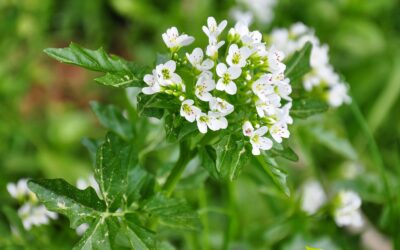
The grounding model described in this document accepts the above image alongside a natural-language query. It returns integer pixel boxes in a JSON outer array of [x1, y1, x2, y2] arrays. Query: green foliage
[[285, 42, 313, 85], [291, 99, 329, 118]]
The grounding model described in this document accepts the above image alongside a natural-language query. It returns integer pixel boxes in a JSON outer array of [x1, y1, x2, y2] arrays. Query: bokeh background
[[1, 0, 399, 249]]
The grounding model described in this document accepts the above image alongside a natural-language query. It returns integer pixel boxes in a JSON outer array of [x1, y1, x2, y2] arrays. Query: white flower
[[276, 102, 293, 124], [155, 60, 183, 87], [195, 72, 215, 101], [206, 38, 225, 58], [162, 27, 194, 50], [216, 63, 241, 95], [327, 83, 351, 107], [334, 190, 363, 228], [18, 203, 58, 230], [76, 175, 101, 198], [269, 122, 290, 143], [202, 17, 227, 40], [242, 121, 272, 155], [301, 180, 327, 215], [252, 74, 275, 99], [268, 48, 286, 74], [142, 70, 161, 95], [186, 48, 214, 71], [180, 99, 201, 122], [196, 112, 227, 133], [7, 179, 30, 200], [76, 223, 89, 236], [226, 44, 252, 68], [209, 97, 234, 115], [255, 94, 281, 117], [275, 79, 292, 101], [230, 8, 253, 26], [238, 0, 277, 25]]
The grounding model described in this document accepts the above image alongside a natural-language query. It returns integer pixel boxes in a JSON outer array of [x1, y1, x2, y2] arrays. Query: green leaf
[[285, 42, 313, 84], [143, 194, 201, 231], [291, 99, 329, 118], [137, 93, 165, 119], [215, 135, 249, 181], [44, 43, 146, 88], [95, 133, 138, 210], [198, 146, 219, 179], [81, 137, 102, 165], [126, 167, 154, 206], [308, 126, 357, 160], [123, 216, 155, 250], [90, 101, 133, 140], [269, 143, 299, 162], [256, 156, 290, 197], [28, 179, 106, 228], [73, 217, 119, 250]]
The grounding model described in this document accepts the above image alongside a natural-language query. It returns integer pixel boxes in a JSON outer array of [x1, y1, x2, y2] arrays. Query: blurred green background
[[0, 0, 399, 249]]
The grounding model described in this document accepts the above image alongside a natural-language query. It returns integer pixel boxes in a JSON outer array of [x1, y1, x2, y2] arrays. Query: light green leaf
[[309, 126, 357, 160], [28, 179, 106, 228], [122, 216, 155, 250], [143, 194, 201, 231], [198, 146, 219, 179], [73, 217, 119, 250], [215, 135, 249, 181], [44, 43, 146, 88], [256, 156, 290, 197], [291, 99, 329, 118], [126, 167, 154, 206], [90, 101, 133, 140], [137, 93, 165, 119], [95, 133, 138, 210], [285, 42, 313, 84], [269, 143, 299, 162]]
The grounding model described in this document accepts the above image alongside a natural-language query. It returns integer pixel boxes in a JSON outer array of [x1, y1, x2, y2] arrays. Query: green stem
[[199, 186, 210, 250], [163, 141, 196, 197], [222, 181, 237, 250]]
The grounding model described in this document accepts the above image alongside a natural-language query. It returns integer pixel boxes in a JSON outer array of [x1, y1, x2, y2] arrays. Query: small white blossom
[[327, 83, 351, 107], [242, 121, 272, 155], [230, 8, 253, 26], [276, 102, 293, 125], [18, 203, 58, 230], [209, 97, 234, 115], [180, 99, 201, 122], [202, 17, 227, 40], [334, 190, 363, 228], [162, 27, 194, 50], [195, 71, 215, 101], [7, 179, 30, 200], [301, 180, 327, 215], [252, 74, 275, 99], [226, 44, 252, 68], [269, 122, 290, 143], [142, 70, 161, 95], [196, 112, 227, 133], [268, 47, 286, 74], [206, 38, 225, 58], [155, 60, 183, 87], [255, 94, 281, 117], [216, 63, 241, 95], [186, 48, 214, 71]]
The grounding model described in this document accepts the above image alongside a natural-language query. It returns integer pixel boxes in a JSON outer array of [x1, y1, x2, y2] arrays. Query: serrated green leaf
[[95, 133, 138, 210], [143, 194, 201, 231], [44, 43, 147, 88], [285, 42, 313, 84], [28, 179, 106, 228], [256, 156, 290, 197], [309, 126, 357, 160], [291, 99, 329, 118], [269, 143, 299, 162], [122, 216, 155, 250], [137, 93, 164, 119], [215, 135, 250, 181], [95, 72, 144, 88], [73, 217, 119, 250], [90, 102, 133, 140]]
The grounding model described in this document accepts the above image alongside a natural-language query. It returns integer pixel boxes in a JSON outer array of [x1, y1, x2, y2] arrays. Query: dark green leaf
[[143, 194, 201, 231], [291, 99, 329, 118], [95, 133, 138, 210], [95, 72, 144, 88], [28, 179, 106, 228], [285, 42, 313, 84], [90, 101, 133, 140], [137, 93, 164, 119], [122, 216, 155, 250], [215, 135, 250, 181], [198, 146, 219, 179], [126, 167, 154, 206], [269, 143, 299, 162]]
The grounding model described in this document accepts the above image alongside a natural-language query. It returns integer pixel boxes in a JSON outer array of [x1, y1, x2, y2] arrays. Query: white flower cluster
[[7, 179, 58, 230], [142, 17, 293, 155], [230, 0, 277, 26], [270, 23, 351, 107], [300, 181, 363, 228]]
